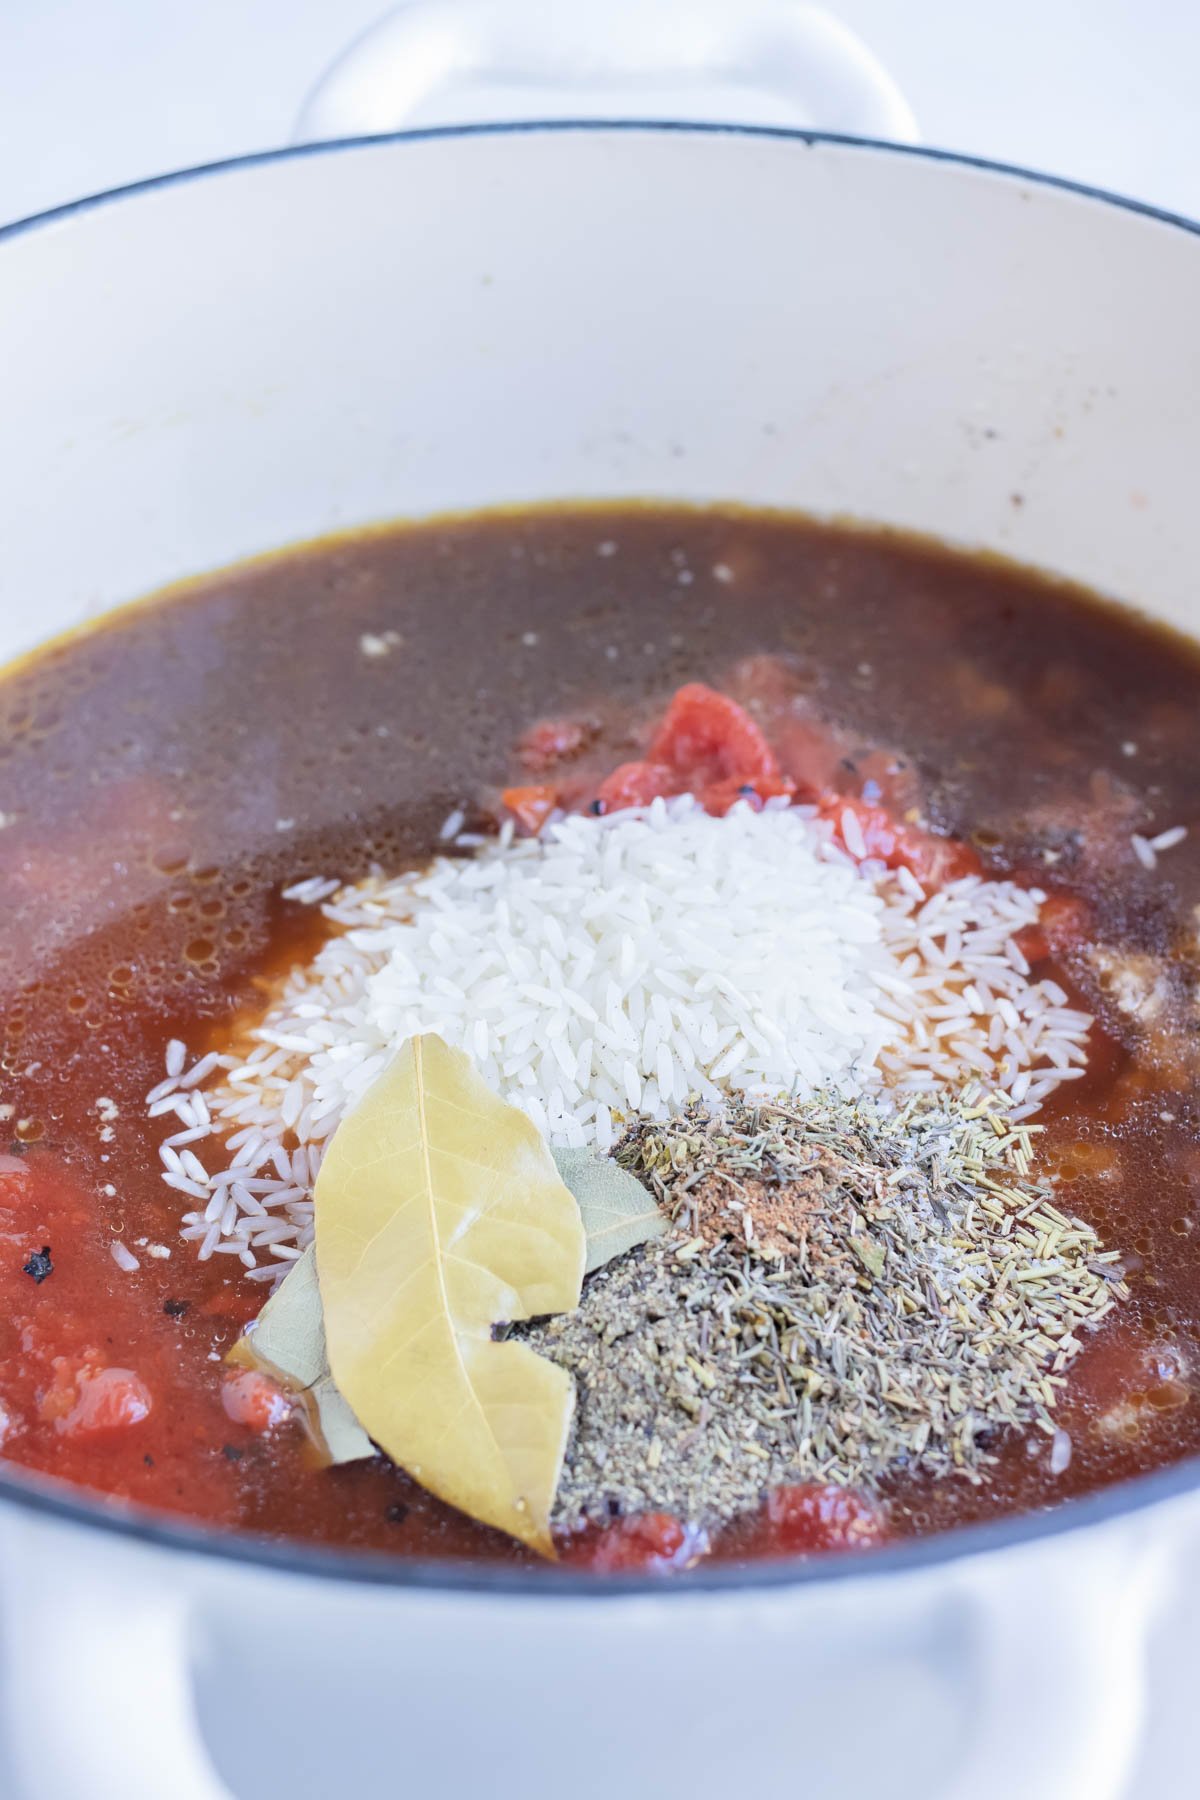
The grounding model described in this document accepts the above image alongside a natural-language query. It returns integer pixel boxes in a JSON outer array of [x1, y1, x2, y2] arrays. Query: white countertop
[[0, 0, 1198, 225]]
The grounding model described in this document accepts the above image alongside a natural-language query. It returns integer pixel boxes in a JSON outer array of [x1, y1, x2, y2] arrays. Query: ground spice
[[523, 1091, 1127, 1529]]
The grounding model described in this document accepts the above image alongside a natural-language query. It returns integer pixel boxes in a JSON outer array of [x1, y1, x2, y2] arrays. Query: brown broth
[[0, 502, 1197, 1565]]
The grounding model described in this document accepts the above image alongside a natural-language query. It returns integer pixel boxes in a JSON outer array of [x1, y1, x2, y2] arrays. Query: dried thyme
[[521, 1091, 1126, 1529]]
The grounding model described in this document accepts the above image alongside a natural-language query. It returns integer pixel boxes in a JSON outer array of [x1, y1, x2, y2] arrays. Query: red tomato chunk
[[593, 760, 676, 813], [596, 684, 793, 817], [500, 784, 560, 835], [760, 1483, 886, 1555], [559, 1512, 706, 1572], [222, 1369, 292, 1433], [821, 796, 981, 890], [40, 1359, 152, 1438]]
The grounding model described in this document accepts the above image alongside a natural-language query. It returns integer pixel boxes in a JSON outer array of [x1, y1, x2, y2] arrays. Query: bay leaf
[[228, 1245, 375, 1465], [552, 1146, 668, 1273], [309, 1374, 376, 1464], [315, 1033, 586, 1556]]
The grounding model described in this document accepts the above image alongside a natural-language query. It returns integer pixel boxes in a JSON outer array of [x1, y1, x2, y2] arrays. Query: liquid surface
[[0, 503, 1197, 1567]]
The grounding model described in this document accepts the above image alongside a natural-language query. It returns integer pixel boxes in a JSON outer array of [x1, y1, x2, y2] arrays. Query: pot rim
[[5, 116, 1200, 247], [1, 117, 1197, 1597]]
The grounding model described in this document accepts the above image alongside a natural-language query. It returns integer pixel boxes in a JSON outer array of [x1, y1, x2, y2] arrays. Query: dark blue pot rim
[[1, 118, 1197, 1598]]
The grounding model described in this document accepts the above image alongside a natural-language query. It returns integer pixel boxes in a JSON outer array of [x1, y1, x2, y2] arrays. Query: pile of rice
[[148, 797, 1092, 1279]]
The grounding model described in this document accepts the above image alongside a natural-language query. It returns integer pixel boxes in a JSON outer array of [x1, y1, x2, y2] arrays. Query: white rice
[[1131, 825, 1187, 871], [153, 797, 1092, 1277]]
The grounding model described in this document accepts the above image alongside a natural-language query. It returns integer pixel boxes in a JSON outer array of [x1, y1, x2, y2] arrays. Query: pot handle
[[948, 1523, 1170, 1800], [1, 1569, 230, 1800], [294, 0, 917, 146]]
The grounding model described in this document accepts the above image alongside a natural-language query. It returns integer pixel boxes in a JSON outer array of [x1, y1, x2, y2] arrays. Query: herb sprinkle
[[525, 1091, 1126, 1528]]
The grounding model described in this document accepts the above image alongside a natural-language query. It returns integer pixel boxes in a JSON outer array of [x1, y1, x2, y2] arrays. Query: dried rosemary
[[522, 1091, 1126, 1529]]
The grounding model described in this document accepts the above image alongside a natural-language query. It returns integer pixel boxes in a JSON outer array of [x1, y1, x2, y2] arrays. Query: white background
[[0, 0, 1199, 225], [0, 7, 1195, 1794]]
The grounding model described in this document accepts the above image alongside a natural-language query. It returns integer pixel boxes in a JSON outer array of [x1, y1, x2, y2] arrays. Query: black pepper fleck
[[222, 1444, 244, 1462], [385, 1502, 409, 1525], [22, 1245, 52, 1283], [163, 1298, 190, 1317]]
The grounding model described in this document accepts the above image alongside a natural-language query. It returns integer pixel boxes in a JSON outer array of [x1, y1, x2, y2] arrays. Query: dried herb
[[315, 1034, 586, 1555], [229, 1245, 375, 1465], [552, 1146, 667, 1273], [524, 1091, 1127, 1529], [22, 1245, 52, 1283]]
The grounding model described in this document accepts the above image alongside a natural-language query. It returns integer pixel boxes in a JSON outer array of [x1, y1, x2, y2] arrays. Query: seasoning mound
[[526, 1093, 1126, 1529]]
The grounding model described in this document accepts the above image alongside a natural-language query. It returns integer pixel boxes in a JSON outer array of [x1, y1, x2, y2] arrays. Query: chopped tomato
[[649, 683, 787, 800], [516, 717, 594, 772], [1014, 892, 1093, 964], [760, 1483, 886, 1555], [41, 1358, 152, 1437], [595, 685, 793, 815], [594, 760, 678, 813], [501, 784, 559, 835], [697, 772, 794, 818], [558, 1512, 705, 1572], [821, 796, 981, 889], [221, 1369, 291, 1433]]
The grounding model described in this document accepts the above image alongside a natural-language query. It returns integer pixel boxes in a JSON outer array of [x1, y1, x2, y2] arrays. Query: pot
[[0, 7, 1198, 1797]]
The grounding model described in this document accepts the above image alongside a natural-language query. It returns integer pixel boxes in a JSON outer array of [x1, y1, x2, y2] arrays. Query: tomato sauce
[[0, 503, 1197, 1569]]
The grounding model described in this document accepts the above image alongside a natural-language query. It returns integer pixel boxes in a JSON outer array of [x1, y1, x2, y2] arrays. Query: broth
[[0, 503, 1196, 1566]]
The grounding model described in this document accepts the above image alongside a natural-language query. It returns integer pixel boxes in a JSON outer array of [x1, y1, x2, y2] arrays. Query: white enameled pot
[[1, 11, 1200, 1799]]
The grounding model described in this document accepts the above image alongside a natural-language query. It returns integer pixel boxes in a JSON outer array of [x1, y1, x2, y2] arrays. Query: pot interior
[[1, 126, 1197, 659]]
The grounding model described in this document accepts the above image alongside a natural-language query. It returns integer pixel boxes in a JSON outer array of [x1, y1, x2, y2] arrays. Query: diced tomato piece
[[821, 796, 903, 863], [762, 1483, 886, 1555], [559, 1512, 705, 1572], [516, 717, 594, 772], [649, 683, 785, 798], [41, 1359, 152, 1437], [501, 784, 559, 835], [221, 1369, 291, 1433], [594, 760, 679, 813], [595, 686, 793, 816], [899, 832, 981, 889], [1015, 892, 1093, 964], [700, 772, 796, 818], [821, 796, 980, 890]]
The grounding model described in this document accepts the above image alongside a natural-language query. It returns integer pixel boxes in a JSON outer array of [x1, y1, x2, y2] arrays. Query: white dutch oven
[[0, 6, 1198, 1797]]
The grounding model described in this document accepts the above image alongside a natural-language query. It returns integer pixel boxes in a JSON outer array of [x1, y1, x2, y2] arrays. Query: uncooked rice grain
[[151, 797, 1093, 1275]]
